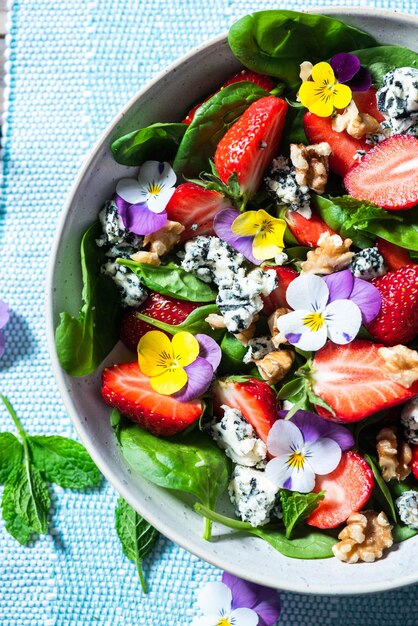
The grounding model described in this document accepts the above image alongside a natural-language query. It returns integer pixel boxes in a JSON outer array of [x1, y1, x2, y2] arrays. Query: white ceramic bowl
[[46, 8, 418, 594]]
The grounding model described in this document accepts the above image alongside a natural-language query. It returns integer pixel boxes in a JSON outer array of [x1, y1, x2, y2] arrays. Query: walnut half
[[255, 350, 295, 385], [332, 510, 393, 563], [376, 426, 411, 482], [290, 142, 332, 194], [300, 232, 354, 275]]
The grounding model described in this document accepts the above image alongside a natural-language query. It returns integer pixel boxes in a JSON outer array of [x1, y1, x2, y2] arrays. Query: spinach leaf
[[115, 497, 159, 593], [135, 304, 225, 342], [392, 524, 418, 543], [195, 504, 335, 559], [353, 46, 418, 87], [0, 433, 23, 484], [111, 123, 187, 166], [28, 436, 100, 489], [279, 489, 325, 538], [361, 207, 418, 252], [218, 333, 249, 376], [55, 222, 121, 376], [228, 11, 377, 92], [173, 82, 268, 177], [118, 259, 216, 302], [364, 454, 397, 523]]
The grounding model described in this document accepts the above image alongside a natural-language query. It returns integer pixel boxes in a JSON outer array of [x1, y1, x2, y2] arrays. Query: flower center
[[147, 181, 163, 196], [157, 350, 180, 372], [217, 619, 232, 626], [287, 451, 306, 470], [303, 311, 326, 332]]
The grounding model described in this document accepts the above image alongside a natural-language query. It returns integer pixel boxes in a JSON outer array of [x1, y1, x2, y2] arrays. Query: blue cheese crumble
[[243, 336, 275, 364], [401, 397, 418, 445], [396, 490, 418, 529], [376, 67, 418, 135], [181, 236, 244, 285], [228, 465, 279, 527], [264, 156, 311, 218], [210, 405, 267, 468], [350, 247, 386, 281], [96, 200, 143, 257], [101, 261, 147, 307]]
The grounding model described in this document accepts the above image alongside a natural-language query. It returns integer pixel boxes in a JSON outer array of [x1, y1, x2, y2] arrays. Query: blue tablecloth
[[1, 1, 417, 624]]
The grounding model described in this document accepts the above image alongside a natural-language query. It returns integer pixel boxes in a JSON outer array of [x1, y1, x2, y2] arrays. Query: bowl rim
[[46, 6, 418, 595]]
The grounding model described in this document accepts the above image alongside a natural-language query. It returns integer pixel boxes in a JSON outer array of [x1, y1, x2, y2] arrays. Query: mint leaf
[[115, 498, 159, 593], [28, 436, 100, 489], [0, 433, 23, 484], [279, 489, 325, 539]]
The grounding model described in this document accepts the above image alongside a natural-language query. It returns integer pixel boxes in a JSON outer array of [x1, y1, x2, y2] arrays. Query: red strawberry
[[165, 182, 230, 243], [262, 265, 298, 315], [119, 292, 202, 352], [307, 451, 374, 529], [101, 361, 202, 437], [376, 238, 415, 272], [285, 208, 337, 248], [182, 70, 275, 125], [213, 377, 279, 442], [365, 265, 418, 346], [311, 340, 418, 423], [344, 135, 418, 210], [411, 445, 418, 481], [352, 88, 385, 123], [214, 96, 288, 197]]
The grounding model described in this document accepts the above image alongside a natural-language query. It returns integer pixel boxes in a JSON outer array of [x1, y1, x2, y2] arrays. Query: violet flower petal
[[222, 572, 259, 610], [330, 52, 360, 84], [350, 277, 382, 324], [172, 356, 213, 402], [116, 194, 167, 235], [323, 269, 354, 302], [0, 300, 9, 329], [222, 572, 281, 626], [281, 409, 354, 451], [0, 332, 5, 358], [213, 208, 261, 265], [195, 334, 222, 371], [347, 66, 373, 92]]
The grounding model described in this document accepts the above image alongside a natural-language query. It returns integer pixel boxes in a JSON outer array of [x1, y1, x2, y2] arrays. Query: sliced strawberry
[[165, 182, 230, 243], [101, 362, 202, 437], [262, 265, 298, 315], [352, 88, 385, 123], [307, 451, 374, 529], [285, 208, 337, 248], [213, 377, 279, 442], [119, 292, 202, 352], [344, 135, 418, 210], [412, 445, 418, 481], [214, 96, 288, 197], [304, 111, 370, 177], [366, 265, 418, 346], [311, 340, 418, 423], [376, 238, 415, 272]]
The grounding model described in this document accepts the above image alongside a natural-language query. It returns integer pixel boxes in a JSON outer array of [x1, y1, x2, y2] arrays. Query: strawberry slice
[[352, 88, 385, 123], [412, 445, 418, 481], [307, 451, 374, 529], [101, 361, 203, 437], [344, 135, 418, 210], [311, 340, 418, 423], [366, 265, 418, 346], [214, 96, 288, 197], [285, 208, 337, 248], [262, 265, 298, 315], [376, 238, 415, 272], [213, 377, 279, 442], [165, 182, 230, 243], [119, 291, 202, 352]]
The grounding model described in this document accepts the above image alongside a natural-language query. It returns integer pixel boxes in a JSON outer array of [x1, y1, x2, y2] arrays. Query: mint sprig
[[279, 489, 325, 539]]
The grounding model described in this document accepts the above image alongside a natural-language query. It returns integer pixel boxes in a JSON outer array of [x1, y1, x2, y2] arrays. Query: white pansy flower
[[191, 582, 259, 626], [116, 160, 176, 214]]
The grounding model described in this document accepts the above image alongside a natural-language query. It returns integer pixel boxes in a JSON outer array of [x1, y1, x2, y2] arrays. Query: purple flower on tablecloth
[[0, 300, 9, 358], [115, 160, 176, 235], [191, 571, 281, 626], [330, 52, 372, 92]]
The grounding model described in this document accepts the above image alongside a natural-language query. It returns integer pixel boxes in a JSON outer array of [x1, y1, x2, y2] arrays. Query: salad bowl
[[46, 7, 418, 594]]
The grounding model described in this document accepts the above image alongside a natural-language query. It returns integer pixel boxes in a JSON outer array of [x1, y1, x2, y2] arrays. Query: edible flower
[[115, 160, 176, 235], [330, 52, 372, 92], [214, 208, 286, 264], [137, 330, 221, 401], [323, 269, 381, 324], [0, 300, 9, 358], [265, 410, 354, 493], [298, 61, 352, 117], [191, 571, 281, 626]]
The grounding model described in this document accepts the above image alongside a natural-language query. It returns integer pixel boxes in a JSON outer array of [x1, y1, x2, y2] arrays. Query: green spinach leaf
[[392, 524, 418, 543], [0, 433, 23, 484], [218, 333, 249, 375], [353, 46, 418, 86], [279, 489, 325, 539], [361, 207, 418, 252], [364, 454, 397, 523], [135, 304, 224, 342], [111, 123, 187, 166]]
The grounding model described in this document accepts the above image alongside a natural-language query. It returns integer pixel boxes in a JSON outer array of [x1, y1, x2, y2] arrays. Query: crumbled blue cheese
[[265, 156, 312, 218], [96, 200, 143, 256], [181, 236, 244, 285], [377, 67, 418, 135], [243, 336, 275, 364], [350, 247, 386, 281], [274, 252, 289, 266], [228, 465, 279, 527], [101, 261, 147, 307], [396, 490, 418, 529], [210, 405, 267, 468], [401, 397, 418, 445]]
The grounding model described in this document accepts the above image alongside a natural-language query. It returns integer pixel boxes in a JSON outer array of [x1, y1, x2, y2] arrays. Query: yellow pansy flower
[[231, 209, 286, 261], [298, 61, 352, 117]]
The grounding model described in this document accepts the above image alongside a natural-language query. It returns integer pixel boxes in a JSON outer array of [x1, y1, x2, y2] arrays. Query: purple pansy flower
[[323, 269, 381, 324], [115, 160, 176, 235], [214, 208, 260, 265], [173, 334, 222, 403], [265, 410, 354, 493], [0, 300, 9, 358], [330, 52, 372, 92]]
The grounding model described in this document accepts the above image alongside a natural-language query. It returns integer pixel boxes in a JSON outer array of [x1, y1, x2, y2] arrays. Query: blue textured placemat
[[1, 1, 418, 624]]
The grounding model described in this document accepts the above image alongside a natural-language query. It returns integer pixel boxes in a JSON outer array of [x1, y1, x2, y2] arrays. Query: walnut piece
[[332, 510, 393, 563], [332, 100, 381, 139], [378, 345, 418, 389], [290, 142, 332, 194], [376, 426, 411, 482], [130, 251, 161, 266], [255, 350, 295, 385], [268, 307, 291, 348], [234, 321, 257, 346], [205, 313, 227, 329], [142, 220, 185, 257], [300, 232, 354, 275]]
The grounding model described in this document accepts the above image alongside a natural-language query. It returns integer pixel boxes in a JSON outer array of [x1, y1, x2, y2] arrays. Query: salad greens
[[353, 46, 418, 86], [111, 123, 187, 167], [135, 304, 225, 342]]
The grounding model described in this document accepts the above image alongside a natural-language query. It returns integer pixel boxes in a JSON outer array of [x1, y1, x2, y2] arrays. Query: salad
[[56, 10, 418, 564]]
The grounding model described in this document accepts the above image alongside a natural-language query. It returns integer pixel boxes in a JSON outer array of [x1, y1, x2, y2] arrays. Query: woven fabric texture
[[0, 0, 417, 624]]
